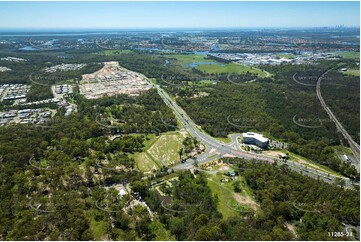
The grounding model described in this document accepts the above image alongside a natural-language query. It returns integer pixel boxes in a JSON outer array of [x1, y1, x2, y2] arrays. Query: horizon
[[0, 26, 359, 33], [0, 1, 359, 29]]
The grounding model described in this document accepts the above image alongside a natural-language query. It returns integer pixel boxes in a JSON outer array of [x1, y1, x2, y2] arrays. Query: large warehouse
[[242, 132, 269, 149]]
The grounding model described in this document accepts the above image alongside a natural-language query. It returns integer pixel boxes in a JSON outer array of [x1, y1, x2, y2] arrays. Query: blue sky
[[0, 1, 359, 29]]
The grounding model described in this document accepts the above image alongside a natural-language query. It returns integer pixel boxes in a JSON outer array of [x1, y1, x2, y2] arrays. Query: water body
[[192, 51, 210, 55], [134, 47, 176, 53], [211, 44, 220, 51], [18, 46, 38, 51]]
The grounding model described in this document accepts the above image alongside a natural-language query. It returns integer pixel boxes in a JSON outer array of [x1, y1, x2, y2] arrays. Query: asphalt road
[[152, 83, 358, 189], [316, 68, 360, 160]]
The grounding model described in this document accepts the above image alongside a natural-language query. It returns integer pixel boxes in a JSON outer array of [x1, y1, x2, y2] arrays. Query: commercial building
[[242, 132, 269, 149]]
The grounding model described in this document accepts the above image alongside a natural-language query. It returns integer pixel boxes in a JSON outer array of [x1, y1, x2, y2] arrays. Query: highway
[[152, 83, 358, 189], [316, 68, 360, 160]]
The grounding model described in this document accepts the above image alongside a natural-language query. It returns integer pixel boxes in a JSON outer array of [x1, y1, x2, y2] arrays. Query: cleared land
[[196, 62, 266, 76], [166, 54, 267, 77], [336, 51, 360, 60], [147, 132, 185, 167], [135, 152, 159, 172], [80, 61, 151, 99], [132, 133, 160, 172], [134, 132, 188, 172], [207, 173, 258, 219], [166, 54, 211, 65], [98, 50, 133, 55], [344, 69, 360, 76], [0, 67, 11, 72]]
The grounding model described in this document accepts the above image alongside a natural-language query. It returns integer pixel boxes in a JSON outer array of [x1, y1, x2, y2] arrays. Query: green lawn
[[336, 51, 360, 60], [344, 69, 360, 77], [196, 63, 266, 77], [214, 136, 232, 143]]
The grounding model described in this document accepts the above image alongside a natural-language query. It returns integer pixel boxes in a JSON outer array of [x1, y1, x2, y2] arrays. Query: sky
[[0, 1, 359, 30]]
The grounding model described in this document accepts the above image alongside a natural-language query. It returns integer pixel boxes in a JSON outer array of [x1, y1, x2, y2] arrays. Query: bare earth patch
[[262, 150, 285, 157], [80, 61, 151, 99], [219, 164, 230, 171], [285, 222, 298, 238], [232, 192, 259, 211]]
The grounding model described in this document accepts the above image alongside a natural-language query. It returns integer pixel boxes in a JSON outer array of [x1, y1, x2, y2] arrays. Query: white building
[[242, 132, 269, 148]]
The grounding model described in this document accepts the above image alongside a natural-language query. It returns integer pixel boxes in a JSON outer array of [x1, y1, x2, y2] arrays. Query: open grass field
[[196, 62, 266, 77], [275, 53, 295, 59], [166, 54, 211, 65], [186, 80, 215, 86], [133, 132, 187, 172], [134, 152, 159, 172], [148, 133, 184, 167], [344, 68, 360, 76], [97, 49, 133, 55], [206, 173, 258, 219], [132, 133, 160, 172], [336, 51, 360, 60], [214, 136, 232, 143]]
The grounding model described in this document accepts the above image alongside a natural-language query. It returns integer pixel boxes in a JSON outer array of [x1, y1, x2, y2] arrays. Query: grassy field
[[132, 133, 160, 172], [214, 136, 232, 143], [275, 53, 295, 59], [206, 173, 258, 219], [186, 80, 215, 86], [134, 152, 159, 172], [148, 132, 184, 167], [344, 69, 360, 76], [336, 51, 360, 60], [196, 62, 266, 77], [97, 49, 133, 55], [133, 132, 187, 172], [166, 54, 211, 65]]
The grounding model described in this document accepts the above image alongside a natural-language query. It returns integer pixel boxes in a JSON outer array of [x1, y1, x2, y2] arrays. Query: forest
[[164, 60, 359, 179], [133, 158, 359, 241], [0, 45, 359, 240], [0, 86, 179, 240]]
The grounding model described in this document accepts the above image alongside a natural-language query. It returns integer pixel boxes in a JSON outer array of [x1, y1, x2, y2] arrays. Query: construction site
[[79, 61, 152, 99]]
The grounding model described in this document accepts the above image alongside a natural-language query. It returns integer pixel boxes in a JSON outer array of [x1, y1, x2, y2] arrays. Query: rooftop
[[242, 132, 269, 143]]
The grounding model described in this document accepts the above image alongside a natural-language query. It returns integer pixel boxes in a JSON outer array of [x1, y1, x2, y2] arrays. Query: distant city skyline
[[0, 1, 359, 30]]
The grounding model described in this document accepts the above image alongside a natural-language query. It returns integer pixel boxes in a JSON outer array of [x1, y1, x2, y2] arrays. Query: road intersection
[[151, 83, 358, 189]]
